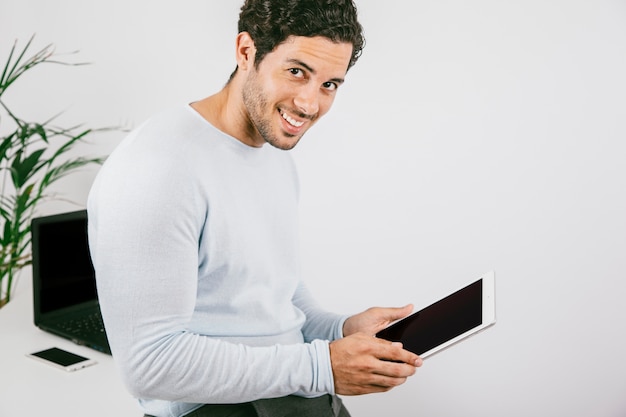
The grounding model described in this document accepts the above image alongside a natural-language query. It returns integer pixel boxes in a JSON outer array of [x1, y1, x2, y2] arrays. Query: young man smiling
[[87, 1, 422, 416], [192, 34, 350, 151]]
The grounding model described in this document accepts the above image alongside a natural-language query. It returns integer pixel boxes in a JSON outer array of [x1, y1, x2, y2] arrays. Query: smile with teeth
[[280, 110, 305, 128]]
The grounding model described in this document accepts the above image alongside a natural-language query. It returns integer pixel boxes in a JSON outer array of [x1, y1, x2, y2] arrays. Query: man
[[87, 1, 422, 416]]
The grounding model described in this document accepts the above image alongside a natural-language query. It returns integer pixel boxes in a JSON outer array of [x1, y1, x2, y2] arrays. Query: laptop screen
[[31, 210, 97, 315]]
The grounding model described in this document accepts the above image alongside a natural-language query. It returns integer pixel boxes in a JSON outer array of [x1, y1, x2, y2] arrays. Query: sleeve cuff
[[311, 339, 336, 396], [334, 315, 350, 340]]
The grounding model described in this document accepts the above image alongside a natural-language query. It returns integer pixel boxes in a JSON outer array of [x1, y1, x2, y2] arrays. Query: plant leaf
[[0, 131, 17, 161], [10, 148, 45, 188]]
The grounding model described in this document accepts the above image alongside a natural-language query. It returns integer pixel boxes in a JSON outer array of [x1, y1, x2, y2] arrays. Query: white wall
[[2, 1, 625, 416]]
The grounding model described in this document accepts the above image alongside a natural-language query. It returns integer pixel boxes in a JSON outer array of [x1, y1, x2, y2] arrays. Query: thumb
[[384, 304, 414, 323]]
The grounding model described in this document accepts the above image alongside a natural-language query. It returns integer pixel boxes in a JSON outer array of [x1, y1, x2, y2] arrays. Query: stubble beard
[[242, 72, 301, 151]]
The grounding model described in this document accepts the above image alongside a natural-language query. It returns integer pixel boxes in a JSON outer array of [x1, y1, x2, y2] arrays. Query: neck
[[190, 78, 263, 148]]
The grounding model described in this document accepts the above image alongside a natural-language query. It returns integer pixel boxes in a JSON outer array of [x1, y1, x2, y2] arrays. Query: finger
[[337, 380, 399, 396], [340, 372, 410, 395], [380, 341, 423, 367], [376, 359, 420, 379], [382, 304, 414, 323], [367, 373, 409, 390], [396, 304, 414, 318]]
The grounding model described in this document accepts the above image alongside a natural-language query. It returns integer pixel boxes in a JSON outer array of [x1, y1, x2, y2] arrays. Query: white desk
[[0, 269, 141, 416]]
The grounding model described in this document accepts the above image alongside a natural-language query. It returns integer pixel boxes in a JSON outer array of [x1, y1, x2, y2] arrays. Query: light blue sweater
[[87, 105, 347, 417]]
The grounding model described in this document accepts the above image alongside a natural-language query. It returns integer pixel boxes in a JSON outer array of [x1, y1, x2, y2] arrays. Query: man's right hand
[[328, 332, 423, 396]]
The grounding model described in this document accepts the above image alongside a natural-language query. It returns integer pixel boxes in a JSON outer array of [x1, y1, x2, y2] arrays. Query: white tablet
[[376, 271, 496, 359]]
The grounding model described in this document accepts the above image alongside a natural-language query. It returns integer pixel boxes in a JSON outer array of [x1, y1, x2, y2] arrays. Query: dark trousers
[[145, 394, 350, 417]]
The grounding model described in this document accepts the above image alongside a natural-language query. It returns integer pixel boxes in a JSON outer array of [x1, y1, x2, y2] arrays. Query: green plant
[[0, 36, 108, 307]]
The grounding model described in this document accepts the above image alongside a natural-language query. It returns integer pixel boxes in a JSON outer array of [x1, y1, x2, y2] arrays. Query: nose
[[293, 84, 320, 117]]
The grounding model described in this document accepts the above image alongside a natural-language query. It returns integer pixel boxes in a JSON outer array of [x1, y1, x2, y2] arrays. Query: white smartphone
[[376, 271, 496, 359], [27, 347, 97, 372]]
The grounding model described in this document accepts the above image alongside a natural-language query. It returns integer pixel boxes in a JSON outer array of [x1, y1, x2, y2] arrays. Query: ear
[[235, 32, 256, 71]]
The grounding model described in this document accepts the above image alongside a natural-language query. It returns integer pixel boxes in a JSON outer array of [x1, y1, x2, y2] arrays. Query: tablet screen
[[376, 273, 495, 358]]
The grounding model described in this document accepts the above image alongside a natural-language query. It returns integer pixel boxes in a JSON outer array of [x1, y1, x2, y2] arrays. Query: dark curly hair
[[234, 0, 365, 76]]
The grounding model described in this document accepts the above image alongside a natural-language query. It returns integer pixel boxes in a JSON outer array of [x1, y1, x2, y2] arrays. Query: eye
[[288, 68, 304, 78], [322, 81, 338, 92]]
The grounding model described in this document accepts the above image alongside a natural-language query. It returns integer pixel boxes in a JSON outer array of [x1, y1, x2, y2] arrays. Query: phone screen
[[376, 279, 483, 356], [31, 347, 90, 367]]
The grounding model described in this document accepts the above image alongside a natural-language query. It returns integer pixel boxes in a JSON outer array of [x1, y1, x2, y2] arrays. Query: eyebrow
[[286, 58, 345, 85]]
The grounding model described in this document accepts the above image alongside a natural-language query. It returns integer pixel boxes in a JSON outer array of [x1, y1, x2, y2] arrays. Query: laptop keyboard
[[57, 311, 106, 337]]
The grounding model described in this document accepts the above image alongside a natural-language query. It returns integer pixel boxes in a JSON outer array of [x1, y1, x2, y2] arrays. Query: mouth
[[279, 108, 305, 129]]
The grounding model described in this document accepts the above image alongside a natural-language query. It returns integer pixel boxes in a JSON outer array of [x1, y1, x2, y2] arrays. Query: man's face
[[241, 36, 353, 150]]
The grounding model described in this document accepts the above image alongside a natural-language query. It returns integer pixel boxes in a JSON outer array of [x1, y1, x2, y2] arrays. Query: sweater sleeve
[[293, 282, 349, 343]]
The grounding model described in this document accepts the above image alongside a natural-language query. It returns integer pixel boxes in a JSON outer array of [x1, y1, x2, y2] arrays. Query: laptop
[[31, 209, 111, 354]]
